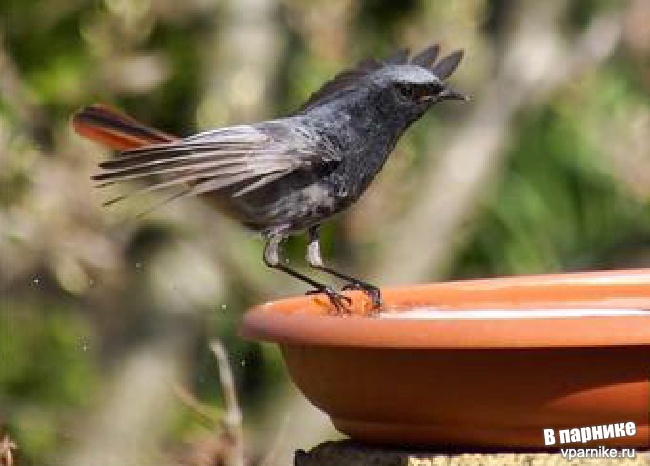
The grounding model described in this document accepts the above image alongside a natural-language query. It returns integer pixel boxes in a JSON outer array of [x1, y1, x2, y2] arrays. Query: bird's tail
[[71, 104, 177, 150]]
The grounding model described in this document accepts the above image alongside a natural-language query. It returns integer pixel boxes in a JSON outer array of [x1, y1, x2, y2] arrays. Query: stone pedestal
[[295, 441, 649, 466]]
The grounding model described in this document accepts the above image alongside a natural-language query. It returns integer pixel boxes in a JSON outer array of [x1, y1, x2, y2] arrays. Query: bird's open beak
[[439, 87, 469, 101]]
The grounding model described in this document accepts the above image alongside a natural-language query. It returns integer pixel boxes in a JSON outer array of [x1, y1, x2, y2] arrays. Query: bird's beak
[[439, 87, 469, 101]]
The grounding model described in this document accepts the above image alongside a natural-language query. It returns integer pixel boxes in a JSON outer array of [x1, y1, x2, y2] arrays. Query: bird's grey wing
[[93, 122, 339, 205]]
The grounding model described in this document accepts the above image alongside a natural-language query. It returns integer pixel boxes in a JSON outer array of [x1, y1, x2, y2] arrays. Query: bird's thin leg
[[306, 227, 382, 309], [263, 232, 351, 313]]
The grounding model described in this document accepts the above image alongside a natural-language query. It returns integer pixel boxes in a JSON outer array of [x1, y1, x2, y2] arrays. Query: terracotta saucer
[[242, 269, 650, 448]]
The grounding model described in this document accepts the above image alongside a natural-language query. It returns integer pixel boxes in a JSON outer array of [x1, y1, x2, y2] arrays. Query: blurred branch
[[174, 383, 220, 425], [210, 340, 244, 466], [373, 1, 624, 284], [174, 341, 245, 466]]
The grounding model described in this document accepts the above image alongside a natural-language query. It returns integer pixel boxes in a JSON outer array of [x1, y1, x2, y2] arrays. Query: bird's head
[[299, 44, 467, 129], [368, 46, 467, 123]]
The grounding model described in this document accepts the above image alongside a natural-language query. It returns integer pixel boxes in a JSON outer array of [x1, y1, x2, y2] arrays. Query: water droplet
[[220, 304, 227, 310], [32, 277, 40, 285], [135, 262, 142, 269]]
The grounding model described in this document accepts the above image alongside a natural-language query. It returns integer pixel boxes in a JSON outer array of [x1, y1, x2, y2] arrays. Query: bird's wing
[[93, 122, 339, 205]]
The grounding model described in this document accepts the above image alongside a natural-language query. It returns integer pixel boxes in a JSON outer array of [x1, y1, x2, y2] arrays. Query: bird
[[72, 43, 467, 313]]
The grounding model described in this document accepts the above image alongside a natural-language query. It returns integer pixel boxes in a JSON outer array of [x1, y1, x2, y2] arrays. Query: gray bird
[[73, 44, 467, 312]]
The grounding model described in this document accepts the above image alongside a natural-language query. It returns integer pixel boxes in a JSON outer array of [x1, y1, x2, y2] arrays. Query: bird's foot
[[306, 286, 352, 314], [342, 282, 382, 310]]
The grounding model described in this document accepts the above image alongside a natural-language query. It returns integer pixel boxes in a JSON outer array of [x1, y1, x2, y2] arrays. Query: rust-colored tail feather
[[72, 104, 178, 150], [73, 105, 190, 211]]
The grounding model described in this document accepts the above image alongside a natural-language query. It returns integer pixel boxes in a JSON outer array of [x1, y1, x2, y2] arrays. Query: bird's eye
[[395, 83, 413, 99], [395, 82, 445, 102], [412, 84, 433, 100]]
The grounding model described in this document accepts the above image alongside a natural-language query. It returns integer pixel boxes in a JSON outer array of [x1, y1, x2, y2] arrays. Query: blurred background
[[1, 0, 650, 464]]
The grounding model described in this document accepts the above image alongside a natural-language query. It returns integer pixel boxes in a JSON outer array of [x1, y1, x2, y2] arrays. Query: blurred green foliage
[[1, 0, 649, 464], [0, 300, 97, 459]]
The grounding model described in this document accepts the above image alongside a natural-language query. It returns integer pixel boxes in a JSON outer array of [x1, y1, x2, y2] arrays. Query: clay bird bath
[[242, 268, 650, 448]]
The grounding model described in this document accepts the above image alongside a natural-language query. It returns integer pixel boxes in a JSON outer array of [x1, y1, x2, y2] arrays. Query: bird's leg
[[306, 227, 382, 309], [263, 232, 351, 313]]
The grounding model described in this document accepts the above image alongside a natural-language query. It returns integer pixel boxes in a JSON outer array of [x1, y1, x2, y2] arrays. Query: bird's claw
[[306, 286, 352, 314], [342, 282, 382, 309]]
